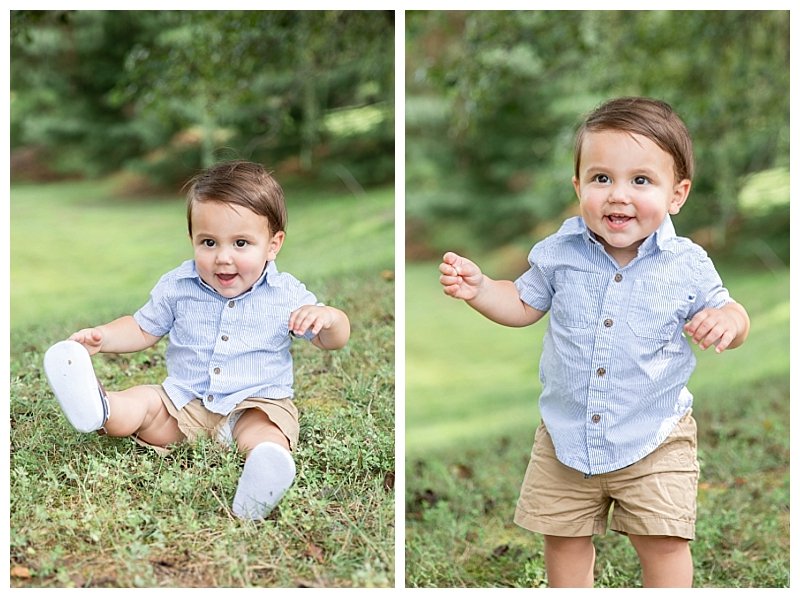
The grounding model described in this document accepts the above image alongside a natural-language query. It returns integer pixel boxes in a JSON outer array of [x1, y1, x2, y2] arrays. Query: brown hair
[[574, 97, 694, 182], [184, 160, 287, 237]]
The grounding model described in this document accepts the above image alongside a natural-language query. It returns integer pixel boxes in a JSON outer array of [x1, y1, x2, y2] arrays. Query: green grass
[[405, 260, 789, 588], [10, 179, 395, 588]]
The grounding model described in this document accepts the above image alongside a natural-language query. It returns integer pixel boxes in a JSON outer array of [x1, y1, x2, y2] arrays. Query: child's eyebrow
[[583, 165, 660, 178]]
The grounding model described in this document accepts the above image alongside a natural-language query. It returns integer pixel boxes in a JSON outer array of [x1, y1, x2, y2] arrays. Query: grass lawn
[[9, 179, 395, 588], [405, 259, 789, 588]]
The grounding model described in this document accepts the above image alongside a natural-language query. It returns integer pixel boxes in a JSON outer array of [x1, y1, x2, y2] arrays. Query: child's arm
[[289, 305, 350, 350], [69, 315, 162, 355], [683, 301, 750, 353], [439, 251, 546, 327]]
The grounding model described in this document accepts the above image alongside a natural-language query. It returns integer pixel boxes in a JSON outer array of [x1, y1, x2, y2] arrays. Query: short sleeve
[[133, 274, 176, 337], [514, 242, 555, 312], [688, 248, 733, 318]]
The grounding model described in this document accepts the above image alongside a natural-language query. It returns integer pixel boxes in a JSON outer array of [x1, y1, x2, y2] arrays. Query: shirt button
[[221, 335, 229, 342], [228, 300, 235, 308], [213, 367, 221, 375], [614, 273, 623, 282], [591, 414, 601, 424], [596, 367, 606, 377], [207, 395, 214, 402], [603, 318, 614, 327]]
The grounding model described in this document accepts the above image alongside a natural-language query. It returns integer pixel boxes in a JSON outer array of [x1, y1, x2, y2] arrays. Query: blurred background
[[11, 10, 394, 190], [404, 10, 789, 587]]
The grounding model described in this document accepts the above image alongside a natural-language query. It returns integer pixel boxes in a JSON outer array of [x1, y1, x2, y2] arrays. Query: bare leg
[[232, 408, 290, 456], [544, 535, 595, 587], [628, 534, 693, 587], [104, 385, 184, 448]]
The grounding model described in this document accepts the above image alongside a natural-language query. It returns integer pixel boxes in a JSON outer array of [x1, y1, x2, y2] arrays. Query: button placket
[[584, 268, 629, 469]]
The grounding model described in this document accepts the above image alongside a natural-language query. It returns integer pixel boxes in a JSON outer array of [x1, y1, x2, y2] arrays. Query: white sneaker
[[232, 442, 296, 520], [43, 340, 109, 433]]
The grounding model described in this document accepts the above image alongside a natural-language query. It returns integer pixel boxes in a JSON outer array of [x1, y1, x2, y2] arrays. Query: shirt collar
[[563, 215, 677, 254], [176, 259, 281, 297]]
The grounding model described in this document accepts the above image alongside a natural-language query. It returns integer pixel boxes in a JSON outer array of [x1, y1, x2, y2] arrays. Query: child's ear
[[669, 179, 692, 214], [267, 231, 286, 261], [572, 176, 581, 200]]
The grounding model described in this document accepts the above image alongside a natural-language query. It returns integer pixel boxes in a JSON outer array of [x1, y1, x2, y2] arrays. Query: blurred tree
[[11, 10, 394, 187], [10, 11, 155, 177], [406, 10, 789, 256]]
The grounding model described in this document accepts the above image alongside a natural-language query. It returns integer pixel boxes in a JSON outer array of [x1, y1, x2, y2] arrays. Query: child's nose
[[215, 248, 234, 263], [608, 183, 631, 203]]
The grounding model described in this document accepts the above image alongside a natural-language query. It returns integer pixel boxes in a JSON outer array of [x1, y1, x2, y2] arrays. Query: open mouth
[[605, 214, 634, 226], [216, 273, 238, 285]]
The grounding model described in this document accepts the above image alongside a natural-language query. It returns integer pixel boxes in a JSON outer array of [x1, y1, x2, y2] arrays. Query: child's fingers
[[684, 311, 713, 342], [69, 328, 102, 347], [713, 328, 735, 353], [290, 307, 328, 336], [441, 252, 462, 276], [684, 312, 734, 352]]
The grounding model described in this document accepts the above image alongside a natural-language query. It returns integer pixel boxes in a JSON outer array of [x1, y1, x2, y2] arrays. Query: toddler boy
[[44, 160, 350, 520], [439, 97, 749, 586]]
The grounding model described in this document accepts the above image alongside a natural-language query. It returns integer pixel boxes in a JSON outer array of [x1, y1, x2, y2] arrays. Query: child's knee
[[232, 408, 289, 454], [629, 534, 689, 558], [544, 534, 594, 555], [105, 385, 180, 443]]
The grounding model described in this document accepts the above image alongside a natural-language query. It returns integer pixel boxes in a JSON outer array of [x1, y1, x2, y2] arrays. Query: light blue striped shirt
[[515, 216, 732, 475], [134, 259, 317, 415]]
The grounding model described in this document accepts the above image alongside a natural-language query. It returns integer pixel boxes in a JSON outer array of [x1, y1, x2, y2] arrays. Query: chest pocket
[[174, 299, 221, 346], [551, 270, 603, 329], [239, 307, 291, 350], [627, 280, 693, 341]]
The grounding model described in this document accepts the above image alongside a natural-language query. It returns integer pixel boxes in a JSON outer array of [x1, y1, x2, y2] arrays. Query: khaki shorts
[[514, 411, 699, 540], [133, 385, 300, 456]]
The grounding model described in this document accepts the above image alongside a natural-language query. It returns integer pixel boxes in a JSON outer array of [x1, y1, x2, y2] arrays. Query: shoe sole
[[43, 340, 107, 433], [232, 442, 296, 520]]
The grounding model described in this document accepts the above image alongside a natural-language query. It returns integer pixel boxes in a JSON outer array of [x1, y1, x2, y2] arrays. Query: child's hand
[[439, 251, 484, 301], [68, 328, 104, 355], [290, 304, 350, 350], [683, 306, 743, 353]]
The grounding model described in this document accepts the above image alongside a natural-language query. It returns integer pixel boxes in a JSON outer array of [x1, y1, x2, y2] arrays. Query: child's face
[[572, 130, 691, 265], [190, 200, 284, 298]]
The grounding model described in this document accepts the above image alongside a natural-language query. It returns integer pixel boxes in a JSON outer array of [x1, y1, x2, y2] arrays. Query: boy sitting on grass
[[439, 97, 749, 587], [44, 160, 350, 520]]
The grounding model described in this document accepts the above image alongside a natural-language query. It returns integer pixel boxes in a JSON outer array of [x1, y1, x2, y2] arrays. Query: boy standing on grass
[[439, 97, 749, 587], [44, 160, 350, 520]]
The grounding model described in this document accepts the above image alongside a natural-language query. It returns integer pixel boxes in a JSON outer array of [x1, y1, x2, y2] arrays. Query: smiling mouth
[[216, 273, 238, 284], [605, 214, 634, 226]]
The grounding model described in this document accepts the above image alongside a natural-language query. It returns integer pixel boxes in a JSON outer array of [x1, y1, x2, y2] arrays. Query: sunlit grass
[[11, 181, 393, 329]]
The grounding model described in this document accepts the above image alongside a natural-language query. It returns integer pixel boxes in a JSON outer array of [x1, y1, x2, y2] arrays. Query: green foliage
[[11, 10, 394, 187], [406, 10, 789, 253]]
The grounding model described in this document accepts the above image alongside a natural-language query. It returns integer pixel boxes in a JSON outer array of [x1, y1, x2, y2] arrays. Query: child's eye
[[633, 176, 650, 185], [202, 239, 216, 248], [593, 174, 610, 184], [235, 239, 248, 248]]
